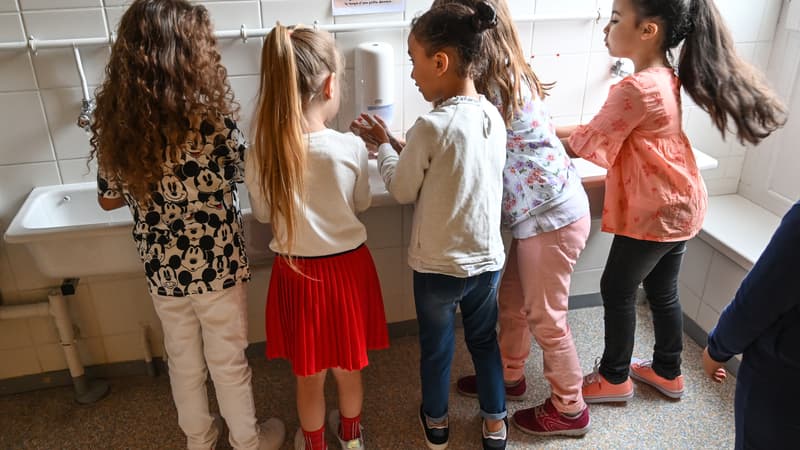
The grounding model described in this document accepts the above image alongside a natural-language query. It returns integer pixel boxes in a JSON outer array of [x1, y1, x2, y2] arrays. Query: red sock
[[303, 425, 326, 450], [339, 413, 362, 441]]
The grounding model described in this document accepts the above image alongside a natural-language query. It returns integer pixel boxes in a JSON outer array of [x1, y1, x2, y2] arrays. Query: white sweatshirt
[[245, 129, 371, 256], [378, 95, 507, 277]]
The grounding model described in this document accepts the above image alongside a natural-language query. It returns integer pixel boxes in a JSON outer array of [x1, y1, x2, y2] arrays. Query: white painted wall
[[0, 0, 784, 379]]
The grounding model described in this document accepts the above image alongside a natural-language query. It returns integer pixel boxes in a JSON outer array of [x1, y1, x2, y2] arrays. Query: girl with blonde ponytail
[[245, 24, 388, 450]]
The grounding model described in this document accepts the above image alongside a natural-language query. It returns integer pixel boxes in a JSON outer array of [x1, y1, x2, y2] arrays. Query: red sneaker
[[512, 399, 591, 436], [629, 358, 684, 399], [456, 375, 526, 400]]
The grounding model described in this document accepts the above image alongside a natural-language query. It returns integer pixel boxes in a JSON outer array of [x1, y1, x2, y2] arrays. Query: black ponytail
[[631, 0, 786, 145], [411, 1, 498, 79]]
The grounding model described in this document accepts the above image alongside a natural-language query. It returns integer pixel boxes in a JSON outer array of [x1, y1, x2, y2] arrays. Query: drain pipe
[[140, 323, 157, 377], [0, 279, 109, 404]]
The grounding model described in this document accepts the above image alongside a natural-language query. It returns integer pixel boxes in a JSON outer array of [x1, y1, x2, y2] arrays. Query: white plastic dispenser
[[354, 42, 395, 125]]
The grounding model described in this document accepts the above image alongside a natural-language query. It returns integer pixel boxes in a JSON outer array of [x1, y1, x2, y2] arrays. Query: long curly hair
[[89, 0, 238, 203]]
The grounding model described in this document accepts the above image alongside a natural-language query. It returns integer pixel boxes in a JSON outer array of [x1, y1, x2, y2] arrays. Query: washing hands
[[350, 113, 405, 155]]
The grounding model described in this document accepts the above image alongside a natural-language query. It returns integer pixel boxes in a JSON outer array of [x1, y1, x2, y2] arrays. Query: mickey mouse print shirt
[[97, 112, 251, 297]]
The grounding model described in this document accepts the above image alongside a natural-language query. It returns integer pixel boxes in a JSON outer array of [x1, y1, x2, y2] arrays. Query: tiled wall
[[0, 0, 784, 379]]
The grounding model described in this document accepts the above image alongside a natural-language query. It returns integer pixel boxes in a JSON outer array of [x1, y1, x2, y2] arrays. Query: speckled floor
[[0, 304, 736, 449]]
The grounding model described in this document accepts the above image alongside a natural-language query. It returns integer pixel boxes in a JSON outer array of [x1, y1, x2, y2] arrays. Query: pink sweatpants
[[498, 214, 591, 414]]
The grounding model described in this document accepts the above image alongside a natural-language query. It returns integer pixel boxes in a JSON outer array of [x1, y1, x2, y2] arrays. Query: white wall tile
[[0, 162, 60, 225], [716, 0, 763, 43], [0, 243, 17, 301], [22, 8, 107, 40], [684, 106, 730, 159], [334, 27, 405, 70], [758, 0, 783, 42], [245, 265, 269, 343], [229, 74, 260, 139], [20, 0, 102, 9], [88, 275, 157, 336], [679, 238, 713, 298], [102, 332, 146, 363], [530, 53, 589, 117], [104, 6, 125, 32], [0, 316, 33, 349], [261, 0, 333, 28], [580, 52, 617, 117], [534, 0, 595, 16], [0, 14, 36, 92], [402, 65, 433, 131], [702, 251, 747, 314], [0, 347, 40, 378], [59, 158, 96, 183], [532, 20, 594, 55], [569, 267, 602, 296], [0, 0, 17, 12], [40, 87, 93, 160], [678, 282, 701, 321], [573, 220, 611, 272], [405, 0, 431, 19], [360, 206, 402, 249], [696, 302, 720, 334], [0, 92, 54, 165], [4, 244, 60, 290], [204, 1, 262, 76], [31, 46, 110, 89], [0, 51, 36, 92]]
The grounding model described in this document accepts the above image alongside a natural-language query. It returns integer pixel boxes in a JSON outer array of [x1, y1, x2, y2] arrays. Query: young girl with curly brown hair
[[90, 1, 284, 449]]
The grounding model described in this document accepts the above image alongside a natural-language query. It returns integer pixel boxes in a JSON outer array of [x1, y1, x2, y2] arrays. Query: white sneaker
[[257, 417, 286, 450], [328, 409, 365, 450]]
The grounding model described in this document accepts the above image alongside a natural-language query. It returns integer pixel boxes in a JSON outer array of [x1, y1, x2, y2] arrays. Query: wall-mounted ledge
[[698, 194, 782, 270], [573, 147, 719, 189], [370, 147, 719, 206]]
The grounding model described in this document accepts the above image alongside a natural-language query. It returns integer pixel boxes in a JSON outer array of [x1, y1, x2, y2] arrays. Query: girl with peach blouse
[[558, 0, 785, 403]]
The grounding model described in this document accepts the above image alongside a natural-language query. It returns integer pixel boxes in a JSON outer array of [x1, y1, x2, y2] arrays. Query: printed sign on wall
[[332, 0, 405, 16]]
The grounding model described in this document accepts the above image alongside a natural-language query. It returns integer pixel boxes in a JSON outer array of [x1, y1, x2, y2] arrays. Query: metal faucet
[[610, 59, 632, 78], [73, 46, 94, 133], [77, 98, 95, 132]]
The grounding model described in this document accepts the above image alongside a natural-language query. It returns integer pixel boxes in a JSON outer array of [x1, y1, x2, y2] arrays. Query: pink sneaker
[[512, 399, 590, 436], [456, 375, 526, 400], [581, 361, 634, 403], [629, 358, 684, 399]]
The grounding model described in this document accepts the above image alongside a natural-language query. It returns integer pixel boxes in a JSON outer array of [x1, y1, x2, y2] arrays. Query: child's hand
[[702, 347, 728, 383], [350, 113, 390, 146]]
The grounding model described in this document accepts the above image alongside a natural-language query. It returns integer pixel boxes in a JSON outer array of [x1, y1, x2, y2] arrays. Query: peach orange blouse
[[568, 67, 707, 242]]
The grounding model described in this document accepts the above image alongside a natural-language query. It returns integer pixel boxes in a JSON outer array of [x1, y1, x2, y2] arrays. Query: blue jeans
[[599, 235, 686, 383], [414, 270, 506, 421]]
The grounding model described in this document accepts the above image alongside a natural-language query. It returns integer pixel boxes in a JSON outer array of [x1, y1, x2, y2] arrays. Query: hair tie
[[471, 1, 497, 32]]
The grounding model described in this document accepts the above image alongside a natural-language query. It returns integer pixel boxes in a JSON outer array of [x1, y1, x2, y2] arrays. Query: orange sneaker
[[582, 361, 634, 403], [629, 358, 684, 399]]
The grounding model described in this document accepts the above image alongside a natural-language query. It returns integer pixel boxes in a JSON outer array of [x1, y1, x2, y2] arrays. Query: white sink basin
[[4, 182, 274, 278]]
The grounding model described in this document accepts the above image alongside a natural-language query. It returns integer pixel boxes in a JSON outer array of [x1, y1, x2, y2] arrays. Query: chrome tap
[[610, 59, 632, 78], [77, 98, 95, 132]]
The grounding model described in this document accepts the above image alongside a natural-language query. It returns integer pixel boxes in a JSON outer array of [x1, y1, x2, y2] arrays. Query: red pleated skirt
[[265, 244, 389, 376]]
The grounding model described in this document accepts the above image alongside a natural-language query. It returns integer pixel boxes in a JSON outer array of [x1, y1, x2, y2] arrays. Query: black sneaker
[[481, 417, 508, 450], [418, 405, 449, 450]]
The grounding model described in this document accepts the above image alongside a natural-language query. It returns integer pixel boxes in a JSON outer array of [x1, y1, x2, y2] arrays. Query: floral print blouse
[[490, 83, 582, 228], [568, 67, 707, 242]]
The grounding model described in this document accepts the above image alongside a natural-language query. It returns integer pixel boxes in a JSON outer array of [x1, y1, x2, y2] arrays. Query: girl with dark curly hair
[[90, 1, 284, 448]]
